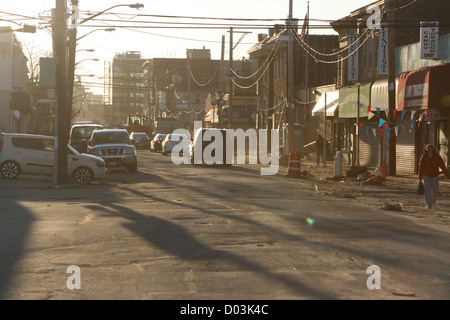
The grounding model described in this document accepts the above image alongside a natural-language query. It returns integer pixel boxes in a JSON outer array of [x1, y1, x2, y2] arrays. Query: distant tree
[[22, 40, 52, 103]]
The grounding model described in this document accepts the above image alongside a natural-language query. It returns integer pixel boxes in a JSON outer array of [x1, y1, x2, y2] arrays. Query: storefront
[[311, 89, 338, 157], [397, 63, 450, 175], [338, 83, 371, 166]]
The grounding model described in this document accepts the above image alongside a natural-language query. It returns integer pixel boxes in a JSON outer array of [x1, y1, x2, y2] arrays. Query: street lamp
[[0, 19, 36, 33], [76, 27, 115, 41], [75, 58, 99, 66], [75, 74, 95, 83], [77, 48, 95, 53], [80, 4, 144, 25]]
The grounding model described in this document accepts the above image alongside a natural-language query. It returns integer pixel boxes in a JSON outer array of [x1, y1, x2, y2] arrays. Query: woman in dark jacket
[[418, 144, 448, 209]]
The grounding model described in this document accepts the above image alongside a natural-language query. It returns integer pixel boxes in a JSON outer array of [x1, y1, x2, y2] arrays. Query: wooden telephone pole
[[53, 0, 68, 185], [387, 0, 397, 176]]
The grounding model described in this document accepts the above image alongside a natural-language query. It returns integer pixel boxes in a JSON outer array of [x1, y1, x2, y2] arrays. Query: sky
[[1, 0, 372, 94]]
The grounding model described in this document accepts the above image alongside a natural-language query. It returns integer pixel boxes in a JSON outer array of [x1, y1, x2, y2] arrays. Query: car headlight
[[91, 158, 105, 167], [127, 147, 136, 155]]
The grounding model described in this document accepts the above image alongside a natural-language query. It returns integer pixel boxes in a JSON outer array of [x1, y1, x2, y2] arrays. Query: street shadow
[[0, 201, 34, 298], [84, 202, 336, 299], [103, 170, 169, 185]]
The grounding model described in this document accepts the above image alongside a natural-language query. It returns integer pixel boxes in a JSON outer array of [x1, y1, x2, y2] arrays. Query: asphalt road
[[0, 148, 448, 300]]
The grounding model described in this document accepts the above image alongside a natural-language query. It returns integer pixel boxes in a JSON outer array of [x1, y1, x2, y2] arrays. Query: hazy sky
[[2, 0, 372, 93]]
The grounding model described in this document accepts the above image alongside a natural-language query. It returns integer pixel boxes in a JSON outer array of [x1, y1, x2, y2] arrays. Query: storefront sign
[[420, 21, 439, 60], [347, 35, 359, 82], [378, 25, 388, 75], [425, 109, 440, 120]]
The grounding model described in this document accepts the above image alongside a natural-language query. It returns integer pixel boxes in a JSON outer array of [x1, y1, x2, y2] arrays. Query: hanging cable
[[188, 63, 219, 87], [291, 25, 376, 64], [231, 42, 280, 89], [231, 40, 281, 80]]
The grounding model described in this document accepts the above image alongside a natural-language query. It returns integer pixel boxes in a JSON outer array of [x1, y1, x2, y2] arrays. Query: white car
[[161, 134, 190, 155], [190, 128, 232, 165], [0, 133, 107, 184]]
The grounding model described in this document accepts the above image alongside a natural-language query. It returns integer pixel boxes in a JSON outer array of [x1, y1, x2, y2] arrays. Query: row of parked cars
[[0, 124, 231, 184], [0, 124, 139, 184], [127, 131, 190, 156]]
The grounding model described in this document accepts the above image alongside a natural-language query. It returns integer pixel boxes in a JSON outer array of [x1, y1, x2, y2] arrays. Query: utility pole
[[53, 0, 68, 185], [228, 27, 233, 129], [219, 35, 225, 127], [220, 35, 225, 92], [357, 84, 360, 166], [387, 0, 397, 175], [287, 0, 295, 155], [67, 0, 79, 129], [187, 49, 192, 128], [303, 3, 310, 159], [323, 92, 327, 167]]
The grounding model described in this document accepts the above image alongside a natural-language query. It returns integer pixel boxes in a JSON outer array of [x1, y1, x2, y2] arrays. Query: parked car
[[0, 133, 106, 184], [69, 124, 103, 153], [87, 129, 137, 172], [150, 134, 167, 152], [161, 134, 190, 155], [130, 132, 150, 149], [190, 128, 232, 165]]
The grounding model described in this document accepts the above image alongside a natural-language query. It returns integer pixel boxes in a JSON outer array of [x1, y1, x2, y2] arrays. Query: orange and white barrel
[[288, 152, 301, 176], [374, 167, 388, 183]]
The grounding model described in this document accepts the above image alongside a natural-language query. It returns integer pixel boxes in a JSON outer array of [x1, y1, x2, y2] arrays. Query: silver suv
[[87, 129, 137, 172]]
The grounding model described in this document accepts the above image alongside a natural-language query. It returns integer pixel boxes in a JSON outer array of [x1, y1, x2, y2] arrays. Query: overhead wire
[[231, 41, 280, 89]]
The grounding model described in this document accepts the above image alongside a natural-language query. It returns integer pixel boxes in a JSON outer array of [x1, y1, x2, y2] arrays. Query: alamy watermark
[[367, 5, 382, 30], [67, 265, 81, 290], [170, 121, 280, 176], [366, 265, 381, 289]]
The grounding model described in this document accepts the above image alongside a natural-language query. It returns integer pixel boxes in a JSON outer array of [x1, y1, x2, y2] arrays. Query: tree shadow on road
[[85, 202, 336, 299]]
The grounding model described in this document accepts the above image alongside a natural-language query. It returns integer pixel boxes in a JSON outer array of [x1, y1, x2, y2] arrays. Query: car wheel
[[127, 163, 137, 173], [0, 160, 21, 179], [72, 166, 94, 184]]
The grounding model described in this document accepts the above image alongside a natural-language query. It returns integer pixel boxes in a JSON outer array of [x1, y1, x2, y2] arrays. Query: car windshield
[[169, 134, 187, 141], [67, 144, 80, 154], [155, 134, 166, 140], [92, 131, 130, 145], [71, 126, 101, 139], [132, 133, 148, 138]]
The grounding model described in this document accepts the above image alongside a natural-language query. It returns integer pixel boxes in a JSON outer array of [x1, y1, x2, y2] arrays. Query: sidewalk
[[280, 156, 450, 223]]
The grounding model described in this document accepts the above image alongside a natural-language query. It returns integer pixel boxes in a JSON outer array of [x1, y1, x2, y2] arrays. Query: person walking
[[418, 144, 448, 209], [316, 134, 324, 165]]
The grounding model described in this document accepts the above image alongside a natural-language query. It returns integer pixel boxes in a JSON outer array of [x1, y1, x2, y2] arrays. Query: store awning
[[338, 83, 371, 118], [370, 79, 400, 110], [398, 63, 450, 110], [312, 91, 339, 117]]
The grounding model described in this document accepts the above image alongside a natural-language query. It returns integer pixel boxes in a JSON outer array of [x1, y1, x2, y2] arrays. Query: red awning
[[397, 63, 450, 110]]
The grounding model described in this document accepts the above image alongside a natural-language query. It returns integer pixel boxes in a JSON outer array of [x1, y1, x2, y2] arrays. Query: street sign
[[425, 109, 440, 120], [420, 21, 439, 60]]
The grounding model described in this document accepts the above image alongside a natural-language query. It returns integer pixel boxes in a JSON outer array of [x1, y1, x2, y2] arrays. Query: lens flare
[[306, 217, 316, 226]]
